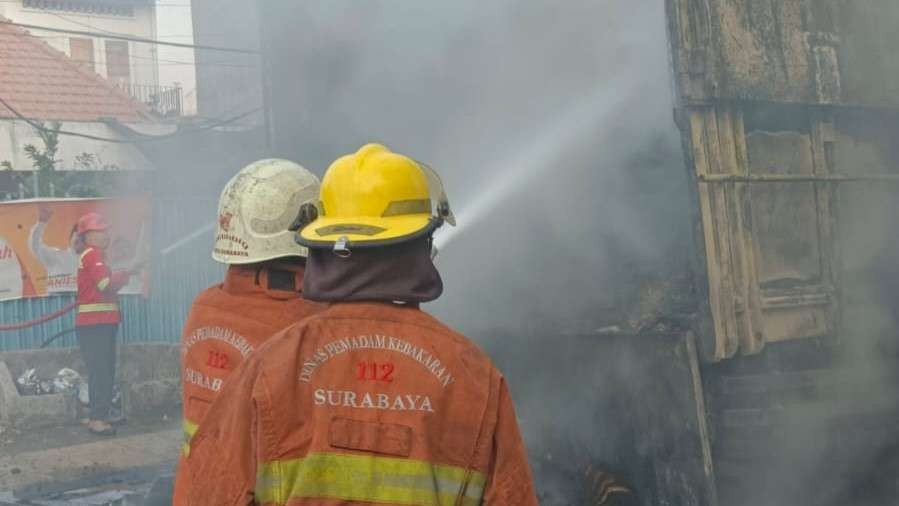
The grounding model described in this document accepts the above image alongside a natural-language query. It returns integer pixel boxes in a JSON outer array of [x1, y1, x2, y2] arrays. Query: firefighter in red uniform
[[171, 159, 324, 506], [75, 212, 140, 435]]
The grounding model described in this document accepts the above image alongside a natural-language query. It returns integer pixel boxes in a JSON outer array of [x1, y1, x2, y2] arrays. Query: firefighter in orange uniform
[[171, 159, 324, 505], [75, 212, 139, 436], [185, 144, 538, 505]]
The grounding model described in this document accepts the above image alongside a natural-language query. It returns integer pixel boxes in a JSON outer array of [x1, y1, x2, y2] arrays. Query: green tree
[[23, 121, 61, 197], [1, 122, 120, 198]]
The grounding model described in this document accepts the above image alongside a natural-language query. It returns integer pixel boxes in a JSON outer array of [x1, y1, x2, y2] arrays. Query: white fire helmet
[[212, 159, 320, 264]]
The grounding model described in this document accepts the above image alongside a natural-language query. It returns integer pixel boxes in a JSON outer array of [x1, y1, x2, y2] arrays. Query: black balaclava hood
[[303, 237, 443, 303]]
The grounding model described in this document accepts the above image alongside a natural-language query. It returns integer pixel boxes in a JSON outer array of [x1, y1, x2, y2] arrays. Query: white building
[[0, 1, 190, 117], [0, 16, 168, 198]]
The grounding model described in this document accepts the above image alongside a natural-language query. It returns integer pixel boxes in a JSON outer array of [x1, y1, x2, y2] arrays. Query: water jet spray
[[434, 75, 638, 252]]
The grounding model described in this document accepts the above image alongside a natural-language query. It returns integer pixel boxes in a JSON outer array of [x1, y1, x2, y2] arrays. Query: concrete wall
[[0, 343, 180, 428], [0, 0, 159, 89]]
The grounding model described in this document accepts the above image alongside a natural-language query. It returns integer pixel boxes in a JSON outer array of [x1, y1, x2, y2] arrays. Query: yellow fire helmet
[[297, 143, 454, 252]]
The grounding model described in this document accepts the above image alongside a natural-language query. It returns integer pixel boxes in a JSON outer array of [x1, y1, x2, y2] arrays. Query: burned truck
[[661, 0, 899, 504]]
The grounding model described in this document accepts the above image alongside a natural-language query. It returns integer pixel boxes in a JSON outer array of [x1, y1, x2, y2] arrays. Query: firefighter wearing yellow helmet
[[185, 144, 538, 505]]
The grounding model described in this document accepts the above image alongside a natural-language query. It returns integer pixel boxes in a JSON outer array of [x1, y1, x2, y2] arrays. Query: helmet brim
[[297, 214, 440, 249]]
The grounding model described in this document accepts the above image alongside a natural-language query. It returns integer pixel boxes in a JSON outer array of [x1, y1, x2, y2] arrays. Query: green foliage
[[22, 121, 61, 197], [1, 122, 122, 199]]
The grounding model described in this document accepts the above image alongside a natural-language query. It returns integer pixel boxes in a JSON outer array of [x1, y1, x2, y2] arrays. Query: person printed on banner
[[28, 206, 80, 293]]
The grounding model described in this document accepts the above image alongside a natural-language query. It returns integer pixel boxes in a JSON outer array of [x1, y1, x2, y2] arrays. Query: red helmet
[[76, 212, 110, 235]]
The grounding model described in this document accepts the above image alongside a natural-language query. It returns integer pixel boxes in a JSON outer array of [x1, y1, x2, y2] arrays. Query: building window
[[105, 40, 130, 86], [69, 37, 94, 72]]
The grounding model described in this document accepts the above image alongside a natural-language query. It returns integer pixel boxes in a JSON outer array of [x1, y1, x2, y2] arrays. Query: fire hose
[[40, 327, 78, 348], [0, 302, 77, 331]]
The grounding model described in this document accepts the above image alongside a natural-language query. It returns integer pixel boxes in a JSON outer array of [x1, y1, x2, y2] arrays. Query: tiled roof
[[0, 17, 153, 123]]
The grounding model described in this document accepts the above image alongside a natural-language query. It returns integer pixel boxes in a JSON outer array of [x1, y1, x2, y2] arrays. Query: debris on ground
[[26, 484, 150, 506], [0, 482, 151, 505], [14, 368, 123, 421], [53, 368, 81, 393], [0, 421, 180, 505], [15, 369, 44, 396], [16, 368, 84, 397]]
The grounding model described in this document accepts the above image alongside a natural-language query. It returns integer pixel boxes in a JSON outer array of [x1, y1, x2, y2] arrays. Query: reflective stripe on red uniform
[[75, 247, 129, 327], [171, 263, 323, 506], [185, 303, 538, 506]]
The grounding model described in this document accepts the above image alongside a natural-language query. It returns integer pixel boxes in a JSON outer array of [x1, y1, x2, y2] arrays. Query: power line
[[0, 20, 259, 54], [124, 107, 263, 139], [6, 51, 258, 68], [49, 12, 129, 37], [19, 34, 259, 67], [0, 93, 130, 143], [0, 93, 262, 144], [156, 58, 256, 68], [49, 13, 205, 44], [145, 54, 254, 67]]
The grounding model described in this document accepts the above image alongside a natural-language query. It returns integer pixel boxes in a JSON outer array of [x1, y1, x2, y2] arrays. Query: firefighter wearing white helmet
[[171, 159, 325, 506], [212, 158, 321, 263]]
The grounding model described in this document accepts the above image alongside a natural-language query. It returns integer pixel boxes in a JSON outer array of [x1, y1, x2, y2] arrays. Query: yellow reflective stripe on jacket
[[78, 248, 94, 269], [96, 277, 111, 291], [77, 303, 119, 313], [182, 419, 199, 456], [255, 453, 486, 506]]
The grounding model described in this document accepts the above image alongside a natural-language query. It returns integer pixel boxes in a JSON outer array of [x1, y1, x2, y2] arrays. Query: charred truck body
[[667, 0, 899, 504]]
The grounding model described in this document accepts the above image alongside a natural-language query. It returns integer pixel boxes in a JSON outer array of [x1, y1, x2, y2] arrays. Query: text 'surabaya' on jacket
[[185, 302, 539, 506], [75, 247, 129, 327]]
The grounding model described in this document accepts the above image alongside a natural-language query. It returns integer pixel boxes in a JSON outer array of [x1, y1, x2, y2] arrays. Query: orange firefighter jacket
[[173, 263, 323, 506], [184, 302, 538, 506], [75, 247, 130, 326]]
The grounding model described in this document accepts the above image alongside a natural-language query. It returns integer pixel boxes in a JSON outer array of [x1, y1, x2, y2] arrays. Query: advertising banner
[[0, 197, 150, 301]]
